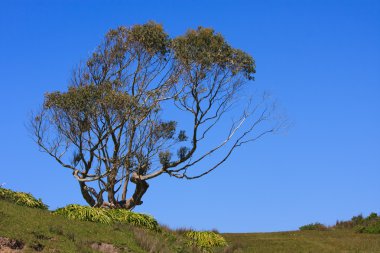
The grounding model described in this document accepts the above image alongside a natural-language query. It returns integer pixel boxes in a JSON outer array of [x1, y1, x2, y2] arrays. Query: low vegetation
[[335, 212, 380, 234], [0, 187, 232, 252], [224, 230, 380, 253], [108, 209, 161, 232], [0, 187, 48, 210], [2, 187, 380, 252], [54, 204, 160, 231], [299, 212, 380, 234], [299, 222, 328, 231], [184, 231, 228, 251], [0, 198, 144, 252]]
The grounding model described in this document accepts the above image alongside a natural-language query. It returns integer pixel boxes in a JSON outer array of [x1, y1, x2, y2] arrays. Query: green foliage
[[177, 130, 188, 142], [3, 198, 380, 253], [367, 212, 378, 220], [159, 150, 172, 166], [177, 146, 190, 160], [172, 27, 255, 80], [335, 212, 380, 234], [300, 213, 380, 235], [299, 222, 328, 231], [354, 225, 366, 233], [53, 204, 160, 231], [354, 213, 380, 234], [359, 220, 380, 234], [351, 214, 364, 224], [108, 208, 161, 232], [119, 21, 169, 55], [153, 121, 177, 140], [0, 199, 148, 252], [43, 84, 143, 133], [184, 231, 228, 252], [0, 187, 47, 209], [32, 21, 260, 210], [54, 204, 113, 224]]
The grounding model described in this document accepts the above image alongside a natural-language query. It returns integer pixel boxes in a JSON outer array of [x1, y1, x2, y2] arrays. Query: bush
[[108, 208, 160, 232], [351, 214, 364, 224], [366, 212, 378, 220], [335, 214, 364, 229], [299, 222, 328, 231], [354, 218, 380, 234], [354, 225, 366, 233], [0, 187, 47, 209], [334, 212, 380, 234], [53, 204, 160, 231], [184, 230, 228, 252], [362, 221, 380, 234], [54, 204, 113, 224]]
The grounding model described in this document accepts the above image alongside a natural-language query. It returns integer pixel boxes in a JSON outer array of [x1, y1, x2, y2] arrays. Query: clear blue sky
[[0, 0, 379, 233]]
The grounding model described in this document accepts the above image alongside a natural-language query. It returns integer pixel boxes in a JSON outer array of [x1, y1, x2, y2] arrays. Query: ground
[[1, 199, 380, 252], [224, 230, 380, 253]]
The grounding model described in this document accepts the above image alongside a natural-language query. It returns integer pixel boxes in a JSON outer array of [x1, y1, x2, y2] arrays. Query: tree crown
[[31, 22, 276, 209]]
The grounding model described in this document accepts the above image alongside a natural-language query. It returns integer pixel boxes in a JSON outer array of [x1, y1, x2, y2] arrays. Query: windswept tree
[[31, 22, 279, 210]]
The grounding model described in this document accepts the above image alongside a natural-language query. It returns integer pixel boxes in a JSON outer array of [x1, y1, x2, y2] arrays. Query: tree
[[31, 22, 279, 210]]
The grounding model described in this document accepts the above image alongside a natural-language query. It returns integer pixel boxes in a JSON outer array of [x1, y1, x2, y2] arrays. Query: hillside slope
[[223, 229, 380, 253], [0, 198, 222, 253], [0, 199, 146, 252], [2, 198, 380, 253]]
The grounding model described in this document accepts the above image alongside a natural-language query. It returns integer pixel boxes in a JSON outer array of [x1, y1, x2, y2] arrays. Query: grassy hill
[[1, 190, 380, 252], [0, 197, 230, 253], [224, 230, 380, 253], [0, 199, 147, 252]]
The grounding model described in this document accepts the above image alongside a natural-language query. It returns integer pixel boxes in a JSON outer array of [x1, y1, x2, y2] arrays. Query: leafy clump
[[299, 222, 328, 231], [184, 231, 228, 252], [0, 187, 47, 209], [300, 213, 380, 234], [335, 212, 380, 234], [108, 209, 160, 232], [353, 213, 380, 234], [53, 204, 160, 231], [54, 204, 113, 224], [357, 221, 380, 234]]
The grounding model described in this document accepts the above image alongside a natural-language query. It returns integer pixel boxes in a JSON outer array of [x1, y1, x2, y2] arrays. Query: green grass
[[2, 188, 380, 252], [0, 199, 220, 252], [223, 230, 380, 253], [0, 199, 145, 252]]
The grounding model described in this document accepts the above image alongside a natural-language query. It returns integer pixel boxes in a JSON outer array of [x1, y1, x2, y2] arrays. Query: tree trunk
[[79, 181, 96, 207], [121, 170, 130, 202], [119, 172, 149, 210], [107, 169, 117, 205]]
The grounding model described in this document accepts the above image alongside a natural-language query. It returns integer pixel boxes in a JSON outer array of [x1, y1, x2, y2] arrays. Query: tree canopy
[[31, 22, 278, 209]]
